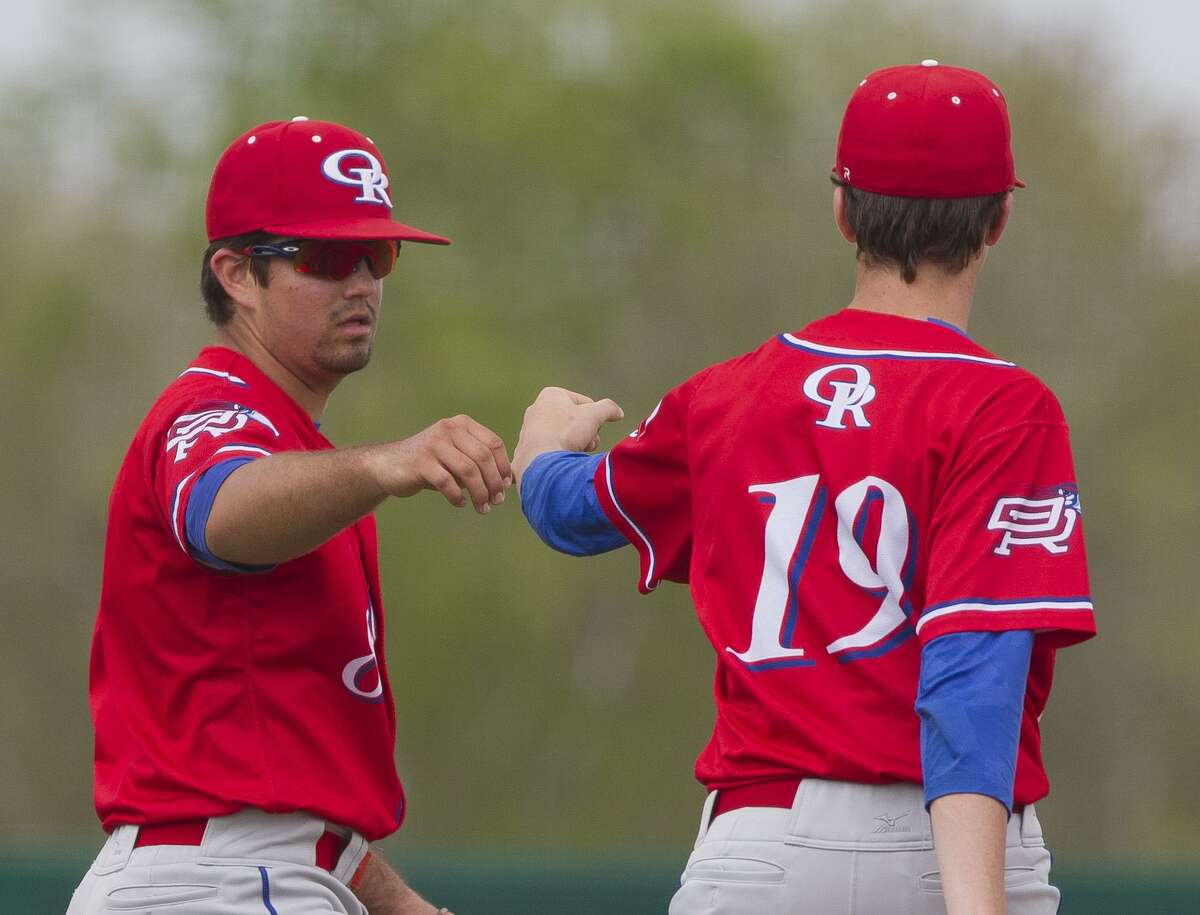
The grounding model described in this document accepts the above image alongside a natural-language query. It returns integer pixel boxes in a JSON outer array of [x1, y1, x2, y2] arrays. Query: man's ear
[[833, 186, 856, 244], [209, 248, 262, 312], [985, 192, 1013, 247]]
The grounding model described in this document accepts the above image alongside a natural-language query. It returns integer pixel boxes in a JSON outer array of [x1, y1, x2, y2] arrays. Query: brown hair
[[833, 178, 1006, 284], [199, 231, 274, 325]]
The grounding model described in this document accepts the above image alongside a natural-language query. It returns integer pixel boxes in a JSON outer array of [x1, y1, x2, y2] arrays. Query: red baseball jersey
[[594, 309, 1095, 806], [91, 346, 404, 839]]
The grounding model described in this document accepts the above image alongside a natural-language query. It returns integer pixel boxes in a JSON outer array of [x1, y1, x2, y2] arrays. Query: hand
[[513, 386, 624, 483], [366, 415, 512, 514]]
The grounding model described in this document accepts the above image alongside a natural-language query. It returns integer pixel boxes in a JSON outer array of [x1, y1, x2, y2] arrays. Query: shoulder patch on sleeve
[[165, 402, 280, 463], [987, 484, 1081, 556]]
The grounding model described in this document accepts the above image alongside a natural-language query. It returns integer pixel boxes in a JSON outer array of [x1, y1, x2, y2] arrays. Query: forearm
[[513, 432, 560, 485], [520, 451, 627, 556], [205, 445, 387, 565], [930, 792, 1008, 914], [351, 850, 447, 915]]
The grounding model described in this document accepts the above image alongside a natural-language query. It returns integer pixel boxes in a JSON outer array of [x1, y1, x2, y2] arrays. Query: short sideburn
[[836, 180, 1007, 284], [199, 231, 274, 325]]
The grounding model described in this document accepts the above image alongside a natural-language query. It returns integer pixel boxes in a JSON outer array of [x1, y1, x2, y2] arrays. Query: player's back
[[598, 307, 1093, 802]]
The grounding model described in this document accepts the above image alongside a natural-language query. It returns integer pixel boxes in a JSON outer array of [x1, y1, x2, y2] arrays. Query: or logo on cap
[[322, 148, 392, 208]]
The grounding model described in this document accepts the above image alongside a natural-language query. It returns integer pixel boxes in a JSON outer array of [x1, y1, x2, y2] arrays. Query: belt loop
[[694, 790, 718, 848], [1019, 804, 1045, 847], [92, 824, 138, 876], [331, 831, 370, 886], [784, 778, 808, 836]]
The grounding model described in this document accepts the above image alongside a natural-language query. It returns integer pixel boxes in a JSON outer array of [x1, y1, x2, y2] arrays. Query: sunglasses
[[243, 238, 399, 280]]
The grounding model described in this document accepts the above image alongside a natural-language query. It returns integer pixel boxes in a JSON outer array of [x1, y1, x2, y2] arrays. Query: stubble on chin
[[314, 338, 373, 377]]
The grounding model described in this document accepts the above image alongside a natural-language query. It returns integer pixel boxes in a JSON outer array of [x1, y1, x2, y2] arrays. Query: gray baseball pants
[[669, 780, 1058, 915], [64, 809, 369, 915]]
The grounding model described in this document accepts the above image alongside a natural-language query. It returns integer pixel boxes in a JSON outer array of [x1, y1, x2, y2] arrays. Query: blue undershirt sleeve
[[916, 629, 1034, 813], [184, 457, 274, 573], [520, 451, 628, 556]]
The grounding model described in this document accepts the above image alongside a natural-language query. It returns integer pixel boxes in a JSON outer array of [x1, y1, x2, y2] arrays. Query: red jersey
[[594, 309, 1095, 806], [91, 347, 404, 839]]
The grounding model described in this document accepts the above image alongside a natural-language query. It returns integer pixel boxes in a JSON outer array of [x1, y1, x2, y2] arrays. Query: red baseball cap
[[833, 60, 1024, 198], [205, 117, 450, 244]]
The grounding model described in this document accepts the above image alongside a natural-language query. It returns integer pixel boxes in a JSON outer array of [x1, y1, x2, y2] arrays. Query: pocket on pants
[[686, 856, 787, 885], [918, 865, 1041, 893], [104, 883, 220, 910]]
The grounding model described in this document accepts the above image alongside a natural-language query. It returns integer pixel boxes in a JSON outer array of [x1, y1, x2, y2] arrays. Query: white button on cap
[[291, 115, 309, 122], [921, 59, 939, 67]]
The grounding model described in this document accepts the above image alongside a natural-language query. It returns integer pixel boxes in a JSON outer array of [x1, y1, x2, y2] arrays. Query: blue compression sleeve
[[184, 457, 273, 573], [520, 451, 628, 556], [916, 629, 1034, 813]]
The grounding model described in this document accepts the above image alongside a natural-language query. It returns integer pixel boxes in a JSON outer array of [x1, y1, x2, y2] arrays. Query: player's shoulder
[[779, 308, 1014, 368], [139, 346, 294, 441], [788, 309, 1064, 411]]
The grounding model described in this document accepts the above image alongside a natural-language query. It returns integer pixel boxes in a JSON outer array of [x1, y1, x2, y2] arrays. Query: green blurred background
[[3, 0, 1197, 911]]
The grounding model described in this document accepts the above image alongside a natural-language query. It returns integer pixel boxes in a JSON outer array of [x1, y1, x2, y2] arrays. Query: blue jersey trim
[[259, 867, 280, 915], [923, 594, 1093, 612], [521, 451, 628, 557], [916, 629, 1033, 812], [778, 334, 1016, 367], [185, 457, 275, 574], [924, 317, 973, 339]]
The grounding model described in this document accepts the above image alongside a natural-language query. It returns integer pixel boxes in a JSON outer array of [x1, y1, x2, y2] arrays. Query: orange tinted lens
[[293, 240, 398, 280], [362, 239, 397, 279]]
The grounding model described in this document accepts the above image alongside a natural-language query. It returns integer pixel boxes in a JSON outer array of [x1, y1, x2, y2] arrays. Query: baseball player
[[514, 62, 1095, 914], [67, 118, 509, 915]]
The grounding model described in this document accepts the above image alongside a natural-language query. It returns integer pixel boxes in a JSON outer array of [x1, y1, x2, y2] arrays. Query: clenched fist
[[365, 415, 512, 514], [513, 387, 624, 484]]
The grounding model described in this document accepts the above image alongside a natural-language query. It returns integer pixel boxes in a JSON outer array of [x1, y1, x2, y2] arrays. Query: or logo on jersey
[[342, 604, 383, 703], [803, 363, 876, 429], [987, 484, 1080, 556], [166, 404, 280, 463], [628, 399, 663, 439], [322, 149, 392, 207]]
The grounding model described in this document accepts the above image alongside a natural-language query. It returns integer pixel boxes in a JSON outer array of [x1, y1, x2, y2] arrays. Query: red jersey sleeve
[[593, 377, 702, 593], [918, 379, 1096, 647], [149, 398, 284, 558]]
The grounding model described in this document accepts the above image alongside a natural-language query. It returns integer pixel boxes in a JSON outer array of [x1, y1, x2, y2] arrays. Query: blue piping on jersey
[[925, 317, 973, 339], [777, 334, 1016, 367], [922, 595, 1093, 613]]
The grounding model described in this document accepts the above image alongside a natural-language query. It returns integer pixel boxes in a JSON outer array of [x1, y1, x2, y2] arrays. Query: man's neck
[[214, 325, 332, 421], [845, 258, 980, 332]]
